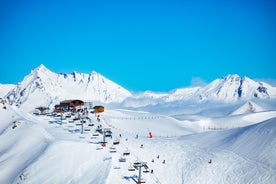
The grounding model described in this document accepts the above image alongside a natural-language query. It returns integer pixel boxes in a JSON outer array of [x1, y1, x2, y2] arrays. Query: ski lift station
[[54, 99, 84, 111]]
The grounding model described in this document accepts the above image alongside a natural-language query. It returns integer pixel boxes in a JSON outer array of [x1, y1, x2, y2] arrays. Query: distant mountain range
[[1, 64, 276, 111], [123, 74, 276, 107]]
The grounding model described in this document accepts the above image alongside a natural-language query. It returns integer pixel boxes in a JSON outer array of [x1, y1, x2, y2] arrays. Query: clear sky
[[0, 0, 275, 92]]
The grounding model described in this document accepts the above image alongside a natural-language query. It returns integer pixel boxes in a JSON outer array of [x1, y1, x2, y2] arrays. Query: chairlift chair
[[113, 139, 120, 145], [118, 156, 126, 162], [123, 149, 130, 156], [128, 166, 136, 171], [113, 166, 121, 169], [143, 164, 149, 169], [143, 169, 150, 173], [96, 127, 103, 134], [92, 132, 99, 136], [109, 147, 117, 153], [133, 161, 141, 169]]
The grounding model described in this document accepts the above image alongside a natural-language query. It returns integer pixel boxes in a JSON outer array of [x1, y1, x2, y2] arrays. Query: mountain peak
[[203, 74, 276, 102], [90, 71, 98, 75], [224, 74, 240, 78], [222, 74, 242, 82], [33, 64, 48, 72], [6, 65, 132, 111], [30, 64, 54, 78]]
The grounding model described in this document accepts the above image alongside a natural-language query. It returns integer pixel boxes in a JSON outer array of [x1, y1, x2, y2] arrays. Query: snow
[[1, 65, 276, 183], [1, 99, 276, 184], [230, 101, 264, 115], [0, 84, 15, 97]]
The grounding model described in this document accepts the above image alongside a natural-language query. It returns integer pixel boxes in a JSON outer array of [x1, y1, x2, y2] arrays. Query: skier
[[149, 131, 153, 138]]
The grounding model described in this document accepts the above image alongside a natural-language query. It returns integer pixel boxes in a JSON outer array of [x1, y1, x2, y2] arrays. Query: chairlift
[[92, 133, 99, 136], [128, 167, 135, 171], [113, 139, 120, 145], [119, 156, 126, 162], [95, 127, 103, 134], [106, 129, 112, 134], [143, 169, 150, 173], [109, 147, 117, 153], [133, 162, 141, 170], [113, 166, 121, 169], [128, 164, 136, 171], [104, 129, 112, 137], [144, 164, 149, 169], [123, 149, 130, 156], [133, 161, 140, 165], [105, 132, 112, 137]]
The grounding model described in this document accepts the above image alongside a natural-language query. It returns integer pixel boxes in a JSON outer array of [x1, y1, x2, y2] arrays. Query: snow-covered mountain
[[122, 74, 276, 108], [230, 101, 265, 115], [5, 64, 132, 111], [4, 65, 276, 112], [198, 74, 276, 102], [0, 84, 15, 97]]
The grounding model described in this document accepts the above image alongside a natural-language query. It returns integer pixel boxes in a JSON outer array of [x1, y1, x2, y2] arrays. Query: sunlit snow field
[[0, 101, 275, 184]]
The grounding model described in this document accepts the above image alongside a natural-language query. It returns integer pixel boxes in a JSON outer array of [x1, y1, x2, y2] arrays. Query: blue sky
[[0, 0, 275, 91]]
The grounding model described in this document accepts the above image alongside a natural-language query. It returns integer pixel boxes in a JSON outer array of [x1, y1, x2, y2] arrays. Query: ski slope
[[0, 103, 276, 184]]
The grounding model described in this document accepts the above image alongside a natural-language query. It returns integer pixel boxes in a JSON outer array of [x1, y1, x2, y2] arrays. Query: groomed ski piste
[[0, 101, 276, 184]]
